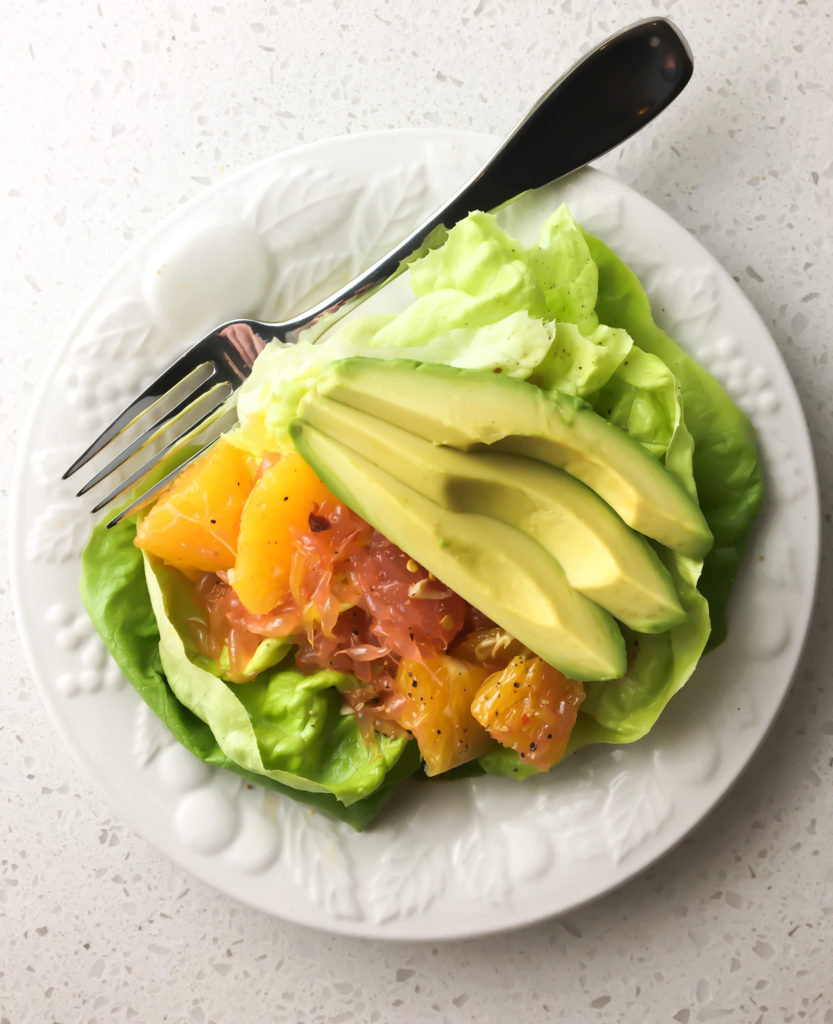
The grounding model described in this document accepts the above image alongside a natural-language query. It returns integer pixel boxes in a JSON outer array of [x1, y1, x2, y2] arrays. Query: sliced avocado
[[289, 420, 626, 682], [314, 358, 713, 559], [297, 395, 686, 633]]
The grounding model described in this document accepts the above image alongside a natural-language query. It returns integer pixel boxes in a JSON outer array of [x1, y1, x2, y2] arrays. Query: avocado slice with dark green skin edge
[[297, 393, 686, 633], [289, 419, 626, 682], [312, 357, 714, 560]]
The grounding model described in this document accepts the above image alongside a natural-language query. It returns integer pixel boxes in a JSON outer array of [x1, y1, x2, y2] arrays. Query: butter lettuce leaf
[[331, 307, 556, 379], [144, 556, 408, 805], [408, 210, 549, 318], [529, 203, 601, 334], [570, 550, 709, 747], [531, 320, 632, 397], [593, 344, 699, 503], [80, 515, 419, 829]]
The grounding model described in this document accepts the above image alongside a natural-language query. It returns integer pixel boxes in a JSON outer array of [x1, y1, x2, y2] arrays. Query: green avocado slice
[[289, 419, 626, 682], [314, 358, 713, 560], [297, 394, 686, 633]]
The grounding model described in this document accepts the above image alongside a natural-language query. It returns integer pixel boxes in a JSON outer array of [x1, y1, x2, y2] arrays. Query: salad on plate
[[80, 200, 763, 830]]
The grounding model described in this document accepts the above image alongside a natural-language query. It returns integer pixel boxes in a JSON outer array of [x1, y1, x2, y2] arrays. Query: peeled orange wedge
[[135, 438, 253, 574], [392, 656, 494, 776], [232, 451, 334, 614], [471, 655, 585, 770]]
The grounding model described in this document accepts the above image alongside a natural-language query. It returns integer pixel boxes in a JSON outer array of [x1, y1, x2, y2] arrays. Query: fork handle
[[281, 17, 692, 341]]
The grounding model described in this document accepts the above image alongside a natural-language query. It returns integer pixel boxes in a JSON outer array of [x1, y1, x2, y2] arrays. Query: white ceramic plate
[[10, 130, 820, 940]]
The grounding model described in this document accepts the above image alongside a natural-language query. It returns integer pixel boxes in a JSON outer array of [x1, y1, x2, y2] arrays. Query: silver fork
[[64, 17, 692, 524]]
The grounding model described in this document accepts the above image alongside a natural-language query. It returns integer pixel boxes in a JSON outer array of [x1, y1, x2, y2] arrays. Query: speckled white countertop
[[2, 0, 832, 1021]]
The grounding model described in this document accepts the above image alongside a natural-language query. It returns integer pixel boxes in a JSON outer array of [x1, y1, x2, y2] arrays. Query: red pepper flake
[[308, 512, 331, 532]]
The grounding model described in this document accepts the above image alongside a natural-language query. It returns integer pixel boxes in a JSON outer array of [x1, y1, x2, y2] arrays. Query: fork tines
[[64, 331, 252, 523]]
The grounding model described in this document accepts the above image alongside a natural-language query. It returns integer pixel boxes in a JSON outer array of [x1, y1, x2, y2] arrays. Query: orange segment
[[135, 438, 253, 574], [471, 655, 585, 771], [231, 452, 334, 614], [393, 656, 494, 776]]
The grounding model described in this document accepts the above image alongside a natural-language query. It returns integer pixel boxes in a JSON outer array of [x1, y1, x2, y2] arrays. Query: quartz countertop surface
[[2, 0, 832, 1021]]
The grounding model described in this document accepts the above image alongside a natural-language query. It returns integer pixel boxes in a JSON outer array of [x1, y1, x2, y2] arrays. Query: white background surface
[[2, 0, 831, 1021]]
